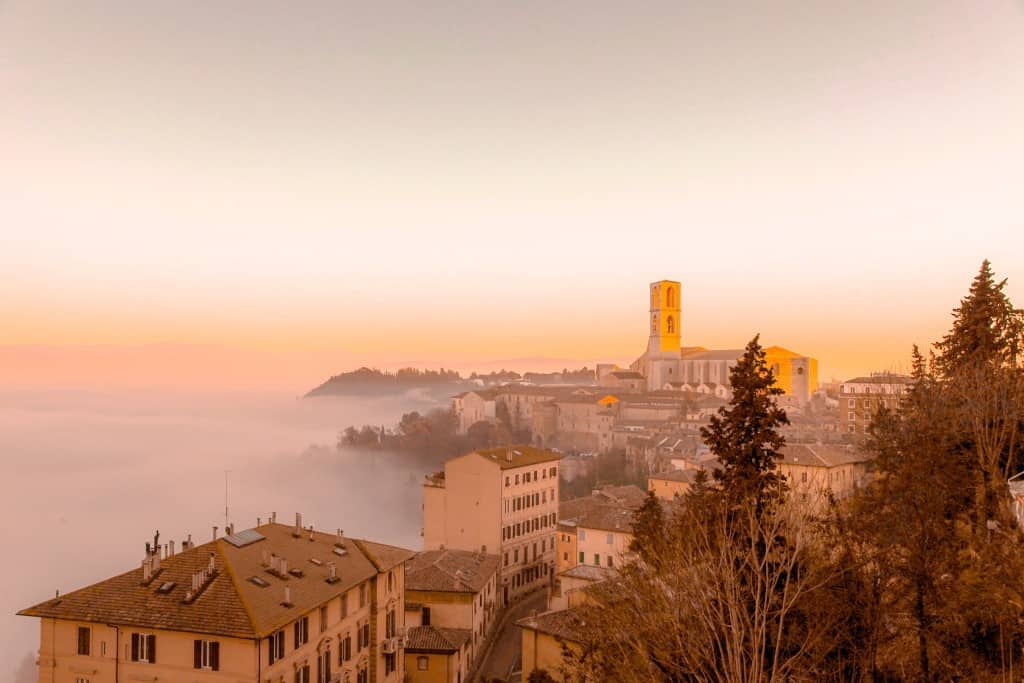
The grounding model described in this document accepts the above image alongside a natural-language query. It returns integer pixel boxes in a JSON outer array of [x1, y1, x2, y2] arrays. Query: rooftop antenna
[[224, 470, 231, 531]]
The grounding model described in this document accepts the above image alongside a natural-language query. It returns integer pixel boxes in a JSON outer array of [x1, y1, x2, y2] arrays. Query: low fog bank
[[0, 386, 441, 681]]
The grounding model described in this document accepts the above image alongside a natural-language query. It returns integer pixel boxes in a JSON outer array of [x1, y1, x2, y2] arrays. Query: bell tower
[[647, 279, 681, 356]]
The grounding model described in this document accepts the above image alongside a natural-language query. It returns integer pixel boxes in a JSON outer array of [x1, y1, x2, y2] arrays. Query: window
[[594, 553, 600, 566], [515, 474, 520, 485], [361, 623, 370, 650], [606, 533, 613, 545], [563, 552, 568, 561], [339, 634, 352, 664], [505, 476, 510, 487], [848, 399, 855, 408], [504, 552, 508, 567], [848, 425, 856, 433], [387, 571, 394, 593], [418, 656, 429, 671], [320, 605, 328, 633], [317, 649, 331, 683], [130, 633, 156, 664], [359, 583, 367, 608], [357, 668, 368, 683], [385, 609, 396, 638], [848, 412, 855, 421], [578, 551, 584, 563], [295, 616, 310, 649], [422, 606, 431, 626], [268, 630, 285, 664], [607, 555, 614, 568], [514, 549, 519, 563], [550, 467, 556, 477], [194, 639, 220, 671], [77, 626, 91, 656], [294, 663, 310, 683], [667, 315, 675, 334], [385, 653, 396, 675], [341, 592, 348, 618], [801, 472, 807, 483], [578, 529, 586, 541]]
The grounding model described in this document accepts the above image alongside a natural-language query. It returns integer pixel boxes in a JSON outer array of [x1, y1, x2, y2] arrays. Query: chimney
[[280, 557, 288, 575], [169, 540, 175, 556], [271, 511, 277, 523], [142, 558, 152, 582], [212, 526, 218, 541], [257, 517, 262, 527], [328, 563, 337, 581], [152, 552, 161, 573], [507, 448, 513, 463], [208, 552, 215, 573], [336, 528, 343, 544], [283, 586, 292, 606], [309, 526, 315, 541]]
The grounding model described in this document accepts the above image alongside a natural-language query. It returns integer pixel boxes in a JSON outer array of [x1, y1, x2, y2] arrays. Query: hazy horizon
[[3, 1, 1023, 384]]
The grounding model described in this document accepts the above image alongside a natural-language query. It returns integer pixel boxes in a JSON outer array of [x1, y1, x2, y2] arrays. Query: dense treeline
[[338, 407, 531, 460], [556, 261, 1024, 682]]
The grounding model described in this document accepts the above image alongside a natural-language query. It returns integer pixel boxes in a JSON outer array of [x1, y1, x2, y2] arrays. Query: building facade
[[838, 373, 914, 435], [423, 446, 561, 607], [18, 521, 413, 683]]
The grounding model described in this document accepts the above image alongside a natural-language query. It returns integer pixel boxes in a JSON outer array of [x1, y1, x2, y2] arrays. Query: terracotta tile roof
[[405, 626, 472, 653], [18, 523, 413, 639], [777, 444, 871, 468], [471, 445, 562, 470], [559, 486, 646, 533], [516, 608, 589, 643], [559, 565, 615, 582], [405, 549, 499, 594], [649, 469, 700, 483], [351, 539, 416, 573], [842, 374, 914, 385], [679, 348, 745, 361]]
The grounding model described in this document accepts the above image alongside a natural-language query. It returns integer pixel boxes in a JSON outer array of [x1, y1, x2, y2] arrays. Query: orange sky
[[2, 2, 1022, 390]]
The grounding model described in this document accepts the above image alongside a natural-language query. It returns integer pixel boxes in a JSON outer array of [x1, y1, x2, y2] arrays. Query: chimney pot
[[212, 526, 218, 541], [169, 540, 175, 556], [284, 586, 291, 605]]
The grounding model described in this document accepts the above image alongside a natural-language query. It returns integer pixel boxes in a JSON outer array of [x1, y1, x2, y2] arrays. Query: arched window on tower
[[651, 314, 658, 333], [666, 286, 675, 308], [666, 316, 675, 334]]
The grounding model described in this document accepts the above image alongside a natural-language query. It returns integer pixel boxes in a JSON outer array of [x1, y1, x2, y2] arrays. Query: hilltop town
[[17, 266, 1024, 683]]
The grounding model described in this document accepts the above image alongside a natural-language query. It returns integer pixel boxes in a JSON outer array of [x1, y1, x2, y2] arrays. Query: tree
[[935, 259, 1024, 375], [701, 334, 790, 513]]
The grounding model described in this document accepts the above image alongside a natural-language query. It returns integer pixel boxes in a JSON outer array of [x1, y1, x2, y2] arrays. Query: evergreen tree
[[701, 334, 790, 512], [935, 259, 1024, 375], [629, 491, 669, 566]]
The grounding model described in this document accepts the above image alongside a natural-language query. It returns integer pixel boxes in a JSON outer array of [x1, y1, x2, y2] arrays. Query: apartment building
[[556, 486, 646, 576], [838, 373, 914, 435], [18, 519, 413, 683], [403, 549, 498, 683], [423, 446, 561, 607], [647, 468, 700, 500]]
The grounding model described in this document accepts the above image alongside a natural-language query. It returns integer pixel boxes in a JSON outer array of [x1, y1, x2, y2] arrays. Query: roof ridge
[[214, 538, 260, 637]]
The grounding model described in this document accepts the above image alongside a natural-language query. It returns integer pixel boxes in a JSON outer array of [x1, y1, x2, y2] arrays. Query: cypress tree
[[701, 334, 789, 513]]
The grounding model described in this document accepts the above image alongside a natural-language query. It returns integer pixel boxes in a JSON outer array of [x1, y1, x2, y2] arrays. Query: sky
[[2, 1, 1023, 388]]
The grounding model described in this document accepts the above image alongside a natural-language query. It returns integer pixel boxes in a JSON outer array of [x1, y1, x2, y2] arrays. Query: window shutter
[[325, 651, 330, 680], [210, 642, 220, 671], [147, 634, 156, 664], [130, 633, 139, 662], [295, 621, 300, 648], [194, 640, 202, 669], [278, 632, 285, 659], [294, 669, 301, 683]]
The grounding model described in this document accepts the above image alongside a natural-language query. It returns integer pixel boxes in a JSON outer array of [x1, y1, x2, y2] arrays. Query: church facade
[[623, 279, 819, 404]]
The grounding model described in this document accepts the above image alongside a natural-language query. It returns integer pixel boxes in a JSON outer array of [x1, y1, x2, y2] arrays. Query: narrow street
[[477, 590, 548, 682]]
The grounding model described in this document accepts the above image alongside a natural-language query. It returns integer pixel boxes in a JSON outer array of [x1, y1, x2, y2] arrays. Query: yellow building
[[423, 446, 561, 607], [647, 469, 700, 500], [18, 520, 413, 683], [775, 444, 872, 503], [403, 548, 499, 678], [517, 608, 588, 682], [404, 627, 472, 683]]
